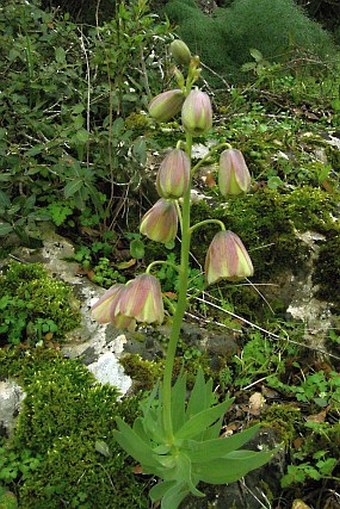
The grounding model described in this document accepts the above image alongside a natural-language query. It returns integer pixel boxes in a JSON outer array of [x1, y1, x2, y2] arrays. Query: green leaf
[[185, 425, 261, 463], [114, 417, 161, 469], [194, 449, 274, 484], [171, 373, 186, 433], [0, 190, 11, 208], [129, 239, 145, 259], [55, 47, 66, 64], [158, 480, 190, 509], [267, 176, 283, 189], [0, 223, 13, 236], [64, 179, 83, 198], [175, 400, 231, 440], [250, 48, 263, 62], [149, 480, 176, 502], [186, 369, 213, 419], [95, 440, 111, 458]]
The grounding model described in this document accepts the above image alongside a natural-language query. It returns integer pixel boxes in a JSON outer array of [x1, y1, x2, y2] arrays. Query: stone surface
[[0, 380, 25, 436], [87, 351, 132, 396]]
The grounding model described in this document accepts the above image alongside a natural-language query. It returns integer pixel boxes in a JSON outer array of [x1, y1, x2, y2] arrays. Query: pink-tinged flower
[[156, 149, 190, 199], [181, 89, 212, 136], [115, 275, 164, 325], [170, 39, 192, 66], [219, 149, 251, 196], [148, 89, 185, 123], [91, 284, 135, 330], [140, 198, 178, 244], [205, 230, 254, 285]]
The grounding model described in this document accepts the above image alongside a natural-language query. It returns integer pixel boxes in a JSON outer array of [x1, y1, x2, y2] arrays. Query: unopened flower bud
[[170, 39, 192, 66], [140, 198, 178, 244], [205, 230, 254, 285], [148, 89, 185, 123], [181, 89, 212, 136], [219, 149, 251, 196], [116, 275, 164, 325], [156, 149, 190, 199]]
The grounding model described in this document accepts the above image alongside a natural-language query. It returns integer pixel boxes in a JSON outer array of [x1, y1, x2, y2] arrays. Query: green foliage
[[114, 369, 274, 509], [0, 348, 148, 508], [164, 0, 337, 83], [0, 0, 171, 244], [0, 262, 80, 345]]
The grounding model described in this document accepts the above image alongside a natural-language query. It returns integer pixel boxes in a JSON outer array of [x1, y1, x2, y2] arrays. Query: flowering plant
[[92, 40, 274, 509]]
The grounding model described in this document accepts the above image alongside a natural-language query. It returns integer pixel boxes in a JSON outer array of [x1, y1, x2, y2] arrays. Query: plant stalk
[[162, 134, 193, 443]]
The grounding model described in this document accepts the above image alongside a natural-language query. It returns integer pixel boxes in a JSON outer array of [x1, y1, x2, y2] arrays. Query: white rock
[[87, 352, 132, 396], [0, 380, 26, 436]]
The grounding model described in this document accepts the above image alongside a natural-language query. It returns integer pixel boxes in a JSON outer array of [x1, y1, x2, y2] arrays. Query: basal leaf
[[175, 400, 230, 440], [149, 480, 176, 502], [194, 449, 274, 484], [186, 369, 214, 419], [171, 373, 186, 433], [185, 424, 261, 463], [114, 417, 160, 469]]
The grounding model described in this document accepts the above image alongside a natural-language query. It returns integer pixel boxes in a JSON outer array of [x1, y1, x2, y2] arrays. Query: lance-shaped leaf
[[194, 449, 274, 484], [184, 424, 261, 463], [175, 400, 231, 440]]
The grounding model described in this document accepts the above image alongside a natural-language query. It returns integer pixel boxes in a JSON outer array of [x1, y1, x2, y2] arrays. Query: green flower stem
[[146, 260, 179, 274], [191, 142, 232, 176], [189, 219, 226, 235], [162, 133, 193, 443], [175, 200, 183, 234]]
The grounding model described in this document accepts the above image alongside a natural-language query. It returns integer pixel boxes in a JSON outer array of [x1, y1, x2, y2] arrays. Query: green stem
[[189, 219, 226, 235], [146, 260, 179, 274], [191, 142, 232, 176], [162, 133, 193, 444]]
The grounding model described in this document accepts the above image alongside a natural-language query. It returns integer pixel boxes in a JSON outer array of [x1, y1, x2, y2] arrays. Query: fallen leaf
[[292, 499, 312, 509], [306, 408, 327, 423], [116, 259, 136, 270], [248, 392, 266, 415], [205, 171, 216, 188]]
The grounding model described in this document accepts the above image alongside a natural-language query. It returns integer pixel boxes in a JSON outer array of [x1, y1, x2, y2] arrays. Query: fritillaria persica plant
[[92, 40, 274, 509]]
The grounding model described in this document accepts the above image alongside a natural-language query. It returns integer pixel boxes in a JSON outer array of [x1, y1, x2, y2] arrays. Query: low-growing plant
[[0, 261, 80, 345], [91, 40, 275, 508]]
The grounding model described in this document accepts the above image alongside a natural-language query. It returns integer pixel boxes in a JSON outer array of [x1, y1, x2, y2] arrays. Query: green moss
[[120, 353, 163, 390], [262, 404, 302, 444], [0, 262, 80, 346], [0, 347, 148, 508], [191, 185, 338, 283]]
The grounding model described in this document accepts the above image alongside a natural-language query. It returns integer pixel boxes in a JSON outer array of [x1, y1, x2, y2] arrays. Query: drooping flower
[[181, 89, 212, 136], [140, 198, 178, 244], [156, 149, 190, 199], [115, 275, 164, 325], [91, 284, 135, 330], [219, 149, 251, 196], [148, 89, 185, 123], [91, 275, 164, 328], [205, 230, 254, 285], [169, 39, 192, 66]]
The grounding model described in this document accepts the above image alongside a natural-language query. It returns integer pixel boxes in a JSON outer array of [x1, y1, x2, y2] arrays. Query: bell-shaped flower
[[91, 284, 136, 330], [170, 39, 192, 66], [115, 274, 164, 325], [148, 89, 185, 123], [156, 149, 190, 199], [181, 89, 212, 136], [219, 149, 251, 196], [205, 230, 254, 285], [140, 198, 178, 244]]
